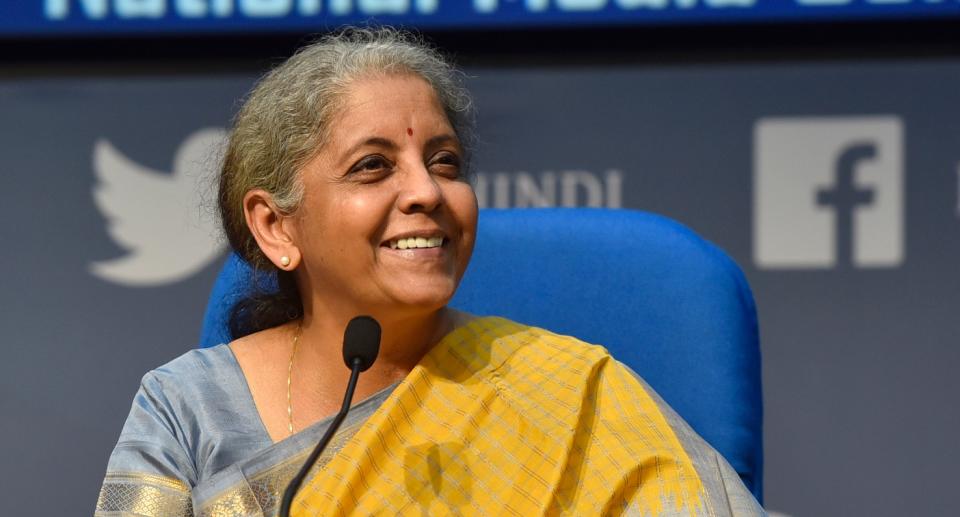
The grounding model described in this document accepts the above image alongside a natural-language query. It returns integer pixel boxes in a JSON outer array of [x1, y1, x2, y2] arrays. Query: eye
[[348, 155, 393, 180], [428, 151, 462, 179]]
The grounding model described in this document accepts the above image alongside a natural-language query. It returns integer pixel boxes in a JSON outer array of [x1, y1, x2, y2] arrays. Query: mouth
[[381, 232, 448, 250]]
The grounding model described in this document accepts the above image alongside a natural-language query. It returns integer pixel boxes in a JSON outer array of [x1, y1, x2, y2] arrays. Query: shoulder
[[465, 316, 609, 356], [150, 344, 235, 377], [121, 345, 238, 441], [105, 346, 236, 486], [454, 316, 619, 400], [460, 317, 764, 514], [140, 344, 237, 399], [464, 316, 611, 362], [459, 317, 679, 433], [106, 345, 255, 484]]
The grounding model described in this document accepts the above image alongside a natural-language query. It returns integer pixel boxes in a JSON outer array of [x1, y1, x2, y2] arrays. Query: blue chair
[[200, 208, 763, 503]]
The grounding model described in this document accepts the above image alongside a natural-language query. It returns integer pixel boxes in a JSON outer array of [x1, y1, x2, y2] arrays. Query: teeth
[[389, 237, 444, 249]]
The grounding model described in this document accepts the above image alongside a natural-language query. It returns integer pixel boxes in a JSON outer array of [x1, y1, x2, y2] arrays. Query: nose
[[397, 163, 443, 214]]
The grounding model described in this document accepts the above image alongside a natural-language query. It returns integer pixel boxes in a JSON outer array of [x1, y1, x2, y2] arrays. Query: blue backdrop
[[1, 54, 959, 517]]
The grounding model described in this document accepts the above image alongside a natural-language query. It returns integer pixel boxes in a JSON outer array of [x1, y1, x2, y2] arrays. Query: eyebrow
[[424, 133, 461, 150], [342, 137, 398, 158]]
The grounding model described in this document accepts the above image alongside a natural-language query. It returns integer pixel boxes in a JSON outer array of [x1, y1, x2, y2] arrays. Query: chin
[[388, 281, 459, 313]]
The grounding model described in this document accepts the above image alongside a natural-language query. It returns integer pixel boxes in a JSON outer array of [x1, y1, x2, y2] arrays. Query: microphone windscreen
[[342, 316, 381, 372]]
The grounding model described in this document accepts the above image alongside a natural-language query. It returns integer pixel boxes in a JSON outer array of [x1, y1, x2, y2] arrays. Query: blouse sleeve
[[95, 371, 197, 517]]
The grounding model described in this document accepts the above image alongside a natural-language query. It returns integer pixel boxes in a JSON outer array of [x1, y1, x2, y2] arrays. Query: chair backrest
[[200, 208, 763, 502]]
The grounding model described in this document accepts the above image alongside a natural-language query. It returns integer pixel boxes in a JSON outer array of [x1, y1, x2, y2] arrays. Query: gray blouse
[[97, 344, 395, 515]]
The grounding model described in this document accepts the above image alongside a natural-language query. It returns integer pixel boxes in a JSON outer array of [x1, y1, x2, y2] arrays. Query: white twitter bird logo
[[91, 128, 228, 286]]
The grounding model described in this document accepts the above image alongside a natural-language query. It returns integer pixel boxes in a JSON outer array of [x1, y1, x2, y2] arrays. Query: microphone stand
[[278, 356, 364, 517]]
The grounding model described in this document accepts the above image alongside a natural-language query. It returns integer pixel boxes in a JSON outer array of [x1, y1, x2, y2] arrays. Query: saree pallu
[[289, 316, 762, 516], [96, 316, 762, 516]]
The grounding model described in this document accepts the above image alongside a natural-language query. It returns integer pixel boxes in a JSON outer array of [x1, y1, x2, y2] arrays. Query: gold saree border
[[95, 471, 192, 517], [195, 420, 363, 517]]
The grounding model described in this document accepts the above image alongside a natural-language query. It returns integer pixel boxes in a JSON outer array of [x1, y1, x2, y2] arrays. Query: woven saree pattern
[[96, 472, 193, 517], [293, 317, 711, 516]]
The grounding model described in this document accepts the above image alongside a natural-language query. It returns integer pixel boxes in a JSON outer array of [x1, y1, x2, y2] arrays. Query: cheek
[[336, 190, 394, 242], [295, 190, 366, 256], [447, 183, 479, 251]]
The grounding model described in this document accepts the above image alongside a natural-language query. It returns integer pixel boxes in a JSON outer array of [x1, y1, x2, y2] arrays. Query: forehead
[[333, 73, 450, 131]]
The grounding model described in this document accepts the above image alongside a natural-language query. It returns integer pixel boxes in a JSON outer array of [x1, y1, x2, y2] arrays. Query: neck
[[297, 305, 456, 391]]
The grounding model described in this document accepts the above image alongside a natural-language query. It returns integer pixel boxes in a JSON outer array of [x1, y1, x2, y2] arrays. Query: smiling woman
[[266, 73, 477, 331], [95, 27, 763, 517]]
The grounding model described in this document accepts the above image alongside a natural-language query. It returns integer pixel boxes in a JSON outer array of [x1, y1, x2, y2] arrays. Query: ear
[[243, 189, 301, 271]]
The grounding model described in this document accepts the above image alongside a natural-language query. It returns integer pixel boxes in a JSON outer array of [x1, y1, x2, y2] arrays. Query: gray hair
[[218, 26, 475, 270]]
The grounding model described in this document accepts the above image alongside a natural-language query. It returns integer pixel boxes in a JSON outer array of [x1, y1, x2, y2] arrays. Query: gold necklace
[[286, 324, 302, 436]]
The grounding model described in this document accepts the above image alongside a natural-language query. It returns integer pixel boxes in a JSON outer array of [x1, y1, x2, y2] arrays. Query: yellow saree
[[289, 316, 762, 516], [96, 316, 761, 516]]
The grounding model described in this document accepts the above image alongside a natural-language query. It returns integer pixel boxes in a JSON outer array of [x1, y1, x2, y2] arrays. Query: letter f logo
[[754, 116, 904, 269]]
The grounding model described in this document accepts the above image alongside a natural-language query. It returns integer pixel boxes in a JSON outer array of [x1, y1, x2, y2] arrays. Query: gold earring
[[280, 256, 291, 267]]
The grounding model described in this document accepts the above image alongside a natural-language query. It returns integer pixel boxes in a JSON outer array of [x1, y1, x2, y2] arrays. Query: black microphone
[[278, 315, 381, 517]]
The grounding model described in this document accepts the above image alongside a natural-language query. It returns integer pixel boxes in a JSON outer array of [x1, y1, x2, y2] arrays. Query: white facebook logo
[[753, 116, 904, 269]]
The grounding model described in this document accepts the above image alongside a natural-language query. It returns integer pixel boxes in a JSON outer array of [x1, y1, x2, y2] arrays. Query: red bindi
[[406, 127, 413, 136]]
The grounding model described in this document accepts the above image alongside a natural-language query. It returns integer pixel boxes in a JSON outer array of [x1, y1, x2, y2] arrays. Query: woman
[[96, 28, 763, 516]]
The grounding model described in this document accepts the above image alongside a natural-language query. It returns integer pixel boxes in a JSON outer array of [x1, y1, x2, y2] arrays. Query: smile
[[388, 237, 445, 250]]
